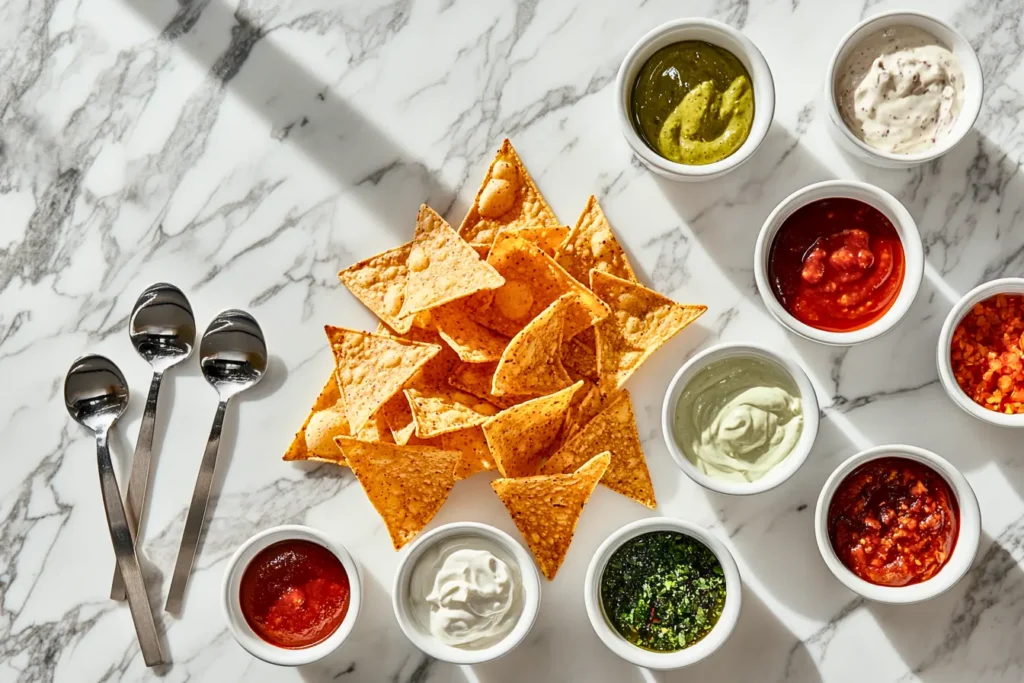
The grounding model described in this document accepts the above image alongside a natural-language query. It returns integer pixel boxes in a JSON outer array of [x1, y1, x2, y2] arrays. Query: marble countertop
[[3, 0, 1024, 681]]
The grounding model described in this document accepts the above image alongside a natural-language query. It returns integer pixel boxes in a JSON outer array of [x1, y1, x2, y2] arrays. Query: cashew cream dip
[[408, 535, 523, 649], [836, 26, 964, 154]]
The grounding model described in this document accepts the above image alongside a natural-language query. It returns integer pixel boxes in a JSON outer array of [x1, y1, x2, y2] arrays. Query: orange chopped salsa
[[950, 293, 1024, 414], [768, 198, 905, 332], [828, 457, 958, 587]]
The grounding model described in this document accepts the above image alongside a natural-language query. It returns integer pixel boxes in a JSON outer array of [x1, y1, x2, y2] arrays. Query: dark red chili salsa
[[239, 539, 350, 649], [827, 457, 959, 587]]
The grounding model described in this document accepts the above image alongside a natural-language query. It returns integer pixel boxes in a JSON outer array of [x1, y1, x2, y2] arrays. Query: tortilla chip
[[449, 362, 524, 410], [590, 270, 706, 390], [507, 225, 570, 256], [541, 391, 655, 508], [283, 370, 351, 465], [400, 205, 504, 315], [481, 381, 583, 478], [555, 196, 637, 285], [338, 243, 416, 334], [432, 300, 509, 363], [405, 386, 499, 439], [493, 293, 576, 396], [491, 451, 609, 580], [326, 326, 441, 434], [335, 437, 459, 549], [563, 381, 615, 440], [380, 393, 416, 445], [440, 427, 496, 480], [560, 337, 598, 380], [389, 326, 461, 388], [458, 139, 561, 249], [354, 410, 394, 443], [467, 233, 610, 340]]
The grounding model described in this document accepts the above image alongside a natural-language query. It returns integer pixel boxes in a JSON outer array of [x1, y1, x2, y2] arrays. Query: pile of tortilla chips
[[284, 140, 706, 579]]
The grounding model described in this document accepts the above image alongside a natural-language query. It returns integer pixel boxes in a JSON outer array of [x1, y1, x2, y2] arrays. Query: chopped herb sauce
[[600, 531, 726, 652]]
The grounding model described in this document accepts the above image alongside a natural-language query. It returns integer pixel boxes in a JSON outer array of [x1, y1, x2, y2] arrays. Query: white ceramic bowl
[[824, 10, 983, 168], [615, 18, 775, 182], [222, 525, 362, 666], [814, 444, 980, 604], [584, 518, 742, 670], [662, 342, 820, 495], [392, 522, 541, 665], [753, 179, 924, 345], [937, 277, 1024, 427]]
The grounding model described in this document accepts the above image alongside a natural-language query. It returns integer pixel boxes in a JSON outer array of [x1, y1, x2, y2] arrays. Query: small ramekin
[[661, 342, 820, 495], [824, 10, 983, 168], [584, 518, 742, 670], [392, 522, 541, 665], [937, 277, 1024, 427], [615, 18, 775, 182], [753, 179, 924, 345], [814, 444, 980, 604], [222, 525, 362, 666]]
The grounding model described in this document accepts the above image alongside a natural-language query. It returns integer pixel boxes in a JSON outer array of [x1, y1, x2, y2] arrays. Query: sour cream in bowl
[[393, 522, 541, 664]]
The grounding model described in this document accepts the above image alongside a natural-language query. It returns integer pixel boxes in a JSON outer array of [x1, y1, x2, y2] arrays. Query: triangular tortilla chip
[[338, 243, 416, 334], [491, 451, 609, 580], [466, 233, 610, 339], [448, 362, 524, 410], [326, 326, 440, 434], [335, 437, 459, 549], [458, 139, 561, 250], [404, 386, 498, 439], [481, 381, 583, 478], [562, 381, 614, 441], [561, 337, 598, 380], [400, 205, 504, 315], [380, 393, 416, 445], [492, 293, 576, 396], [432, 300, 509, 363], [283, 370, 350, 465], [508, 225, 570, 256], [440, 427, 496, 480], [354, 410, 394, 443], [590, 270, 706, 391], [555, 196, 637, 285], [541, 391, 655, 508]]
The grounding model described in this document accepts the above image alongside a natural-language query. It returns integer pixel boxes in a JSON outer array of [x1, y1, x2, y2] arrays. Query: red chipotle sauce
[[768, 198, 905, 331], [239, 539, 350, 648], [827, 457, 959, 587]]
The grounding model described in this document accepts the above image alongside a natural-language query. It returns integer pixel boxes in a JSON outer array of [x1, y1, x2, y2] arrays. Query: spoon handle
[[166, 399, 228, 614], [111, 370, 164, 601], [95, 430, 167, 666]]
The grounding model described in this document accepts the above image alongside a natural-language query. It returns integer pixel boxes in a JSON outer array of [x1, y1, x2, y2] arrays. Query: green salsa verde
[[630, 40, 754, 165], [600, 531, 726, 652]]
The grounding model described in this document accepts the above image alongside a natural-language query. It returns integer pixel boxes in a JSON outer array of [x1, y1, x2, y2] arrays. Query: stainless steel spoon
[[111, 283, 195, 601], [64, 355, 166, 666], [165, 310, 267, 613]]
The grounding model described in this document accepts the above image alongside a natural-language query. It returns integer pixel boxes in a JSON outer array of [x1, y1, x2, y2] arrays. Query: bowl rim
[[936, 277, 1024, 427], [391, 521, 542, 665], [813, 444, 981, 604], [614, 17, 776, 180], [661, 342, 820, 495], [823, 9, 984, 165], [753, 179, 924, 345], [221, 524, 363, 666], [583, 517, 742, 670]]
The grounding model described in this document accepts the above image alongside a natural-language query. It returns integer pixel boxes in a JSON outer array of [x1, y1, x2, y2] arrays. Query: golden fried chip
[[448, 362, 524, 410], [563, 381, 614, 441], [541, 391, 655, 508], [492, 293, 576, 396], [467, 233, 610, 339], [432, 300, 509, 363], [491, 452, 609, 580], [326, 326, 440, 434], [560, 336, 598, 380], [380, 393, 416, 445], [555, 196, 637, 285], [401, 205, 504, 315], [283, 370, 350, 465], [481, 381, 583, 478], [388, 326, 461, 389], [335, 436, 459, 549], [440, 427, 496, 480], [590, 270, 706, 390], [337, 243, 416, 334], [507, 225, 570, 256], [458, 139, 561, 250], [405, 386, 498, 439], [354, 410, 394, 443]]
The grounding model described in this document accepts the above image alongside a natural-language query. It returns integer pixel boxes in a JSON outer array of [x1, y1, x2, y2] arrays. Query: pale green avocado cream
[[675, 356, 802, 482]]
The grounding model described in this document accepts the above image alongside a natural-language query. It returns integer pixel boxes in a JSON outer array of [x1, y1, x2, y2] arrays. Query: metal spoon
[[165, 310, 267, 613], [111, 283, 195, 601], [64, 355, 166, 666]]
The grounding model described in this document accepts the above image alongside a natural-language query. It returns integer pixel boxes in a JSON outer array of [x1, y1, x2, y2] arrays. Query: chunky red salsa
[[239, 539, 350, 649], [827, 457, 959, 587], [768, 198, 905, 332]]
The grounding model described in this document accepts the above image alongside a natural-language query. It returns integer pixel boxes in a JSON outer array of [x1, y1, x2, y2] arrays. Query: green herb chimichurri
[[630, 41, 754, 165], [600, 531, 726, 652]]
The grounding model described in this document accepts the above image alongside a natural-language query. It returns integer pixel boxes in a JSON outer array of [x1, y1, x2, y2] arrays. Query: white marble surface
[[3, 0, 1024, 681]]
